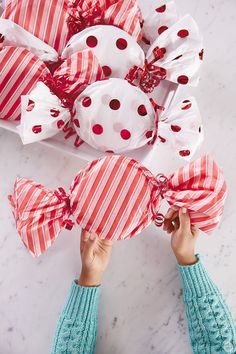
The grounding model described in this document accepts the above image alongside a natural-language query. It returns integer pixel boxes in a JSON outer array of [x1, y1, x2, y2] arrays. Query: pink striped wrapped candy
[[9, 154, 227, 257]]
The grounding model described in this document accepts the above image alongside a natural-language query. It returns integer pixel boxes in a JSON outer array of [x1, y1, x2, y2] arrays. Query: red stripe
[[34, 1, 46, 38], [94, 158, 135, 234], [104, 166, 145, 239], [70, 159, 101, 214], [85, 155, 125, 230], [0, 47, 16, 73], [54, 3, 67, 52], [75, 158, 111, 222], [118, 177, 148, 239], [1, 55, 41, 115], [24, 0, 34, 31], [43, 1, 55, 45]]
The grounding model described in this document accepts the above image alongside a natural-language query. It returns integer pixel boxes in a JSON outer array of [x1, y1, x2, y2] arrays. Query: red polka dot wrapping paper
[[9, 154, 227, 257], [73, 79, 203, 157]]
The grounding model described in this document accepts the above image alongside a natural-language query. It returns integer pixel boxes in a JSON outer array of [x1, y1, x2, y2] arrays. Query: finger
[[80, 229, 90, 252], [163, 210, 178, 231], [191, 224, 199, 238], [165, 208, 177, 219], [179, 208, 191, 232], [172, 217, 180, 230], [82, 234, 97, 261]]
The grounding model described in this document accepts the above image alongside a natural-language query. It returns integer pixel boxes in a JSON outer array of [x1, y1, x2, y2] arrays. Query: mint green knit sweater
[[51, 257, 236, 354]]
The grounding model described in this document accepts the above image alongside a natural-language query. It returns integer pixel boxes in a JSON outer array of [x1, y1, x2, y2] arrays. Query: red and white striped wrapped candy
[[0, 46, 49, 121], [0, 19, 59, 61], [2, 0, 70, 54], [9, 154, 227, 257]]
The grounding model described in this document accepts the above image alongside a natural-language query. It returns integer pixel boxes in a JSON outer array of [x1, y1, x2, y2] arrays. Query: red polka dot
[[177, 29, 189, 38], [109, 99, 120, 110], [92, 124, 103, 135], [138, 105, 147, 116], [199, 49, 204, 60], [102, 65, 112, 77], [26, 99, 35, 112], [159, 135, 166, 143], [120, 129, 131, 140], [158, 25, 168, 35], [50, 108, 60, 117], [0, 33, 4, 43], [32, 125, 42, 134], [171, 125, 181, 132], [146, 131, 153, 139], [179, 150, 190, 157], [116, 38, 127, 50], [57, 120, 65, 129], [73, 118, 80, 128], [86, 36, 97, 48], [177, 75, 189, 85], [155, 5, 166, 13], [181, 100, 192, 110], [82, 97, 91, 107]]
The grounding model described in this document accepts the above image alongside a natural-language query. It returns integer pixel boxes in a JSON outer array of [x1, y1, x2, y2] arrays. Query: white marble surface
[[1, 0, 236, 353]]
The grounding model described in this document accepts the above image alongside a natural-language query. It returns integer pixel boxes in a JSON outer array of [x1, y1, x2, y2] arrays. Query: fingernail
[[182, 207, 187, 214], [90, 233, 96, 241]]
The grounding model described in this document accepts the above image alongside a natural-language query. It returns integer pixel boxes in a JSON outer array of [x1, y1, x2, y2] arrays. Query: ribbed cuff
[[177, 255, 220, 301], [62, 281, 101, 322]]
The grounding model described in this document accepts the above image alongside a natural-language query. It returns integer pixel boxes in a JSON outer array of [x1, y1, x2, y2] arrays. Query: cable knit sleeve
[[51, 281, 101, 354], [178, 255, 236, 354]]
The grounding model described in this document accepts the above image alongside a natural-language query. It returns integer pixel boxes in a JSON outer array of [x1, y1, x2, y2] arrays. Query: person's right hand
[[79, 229, 113, 287], [163, 207, 199, 266]]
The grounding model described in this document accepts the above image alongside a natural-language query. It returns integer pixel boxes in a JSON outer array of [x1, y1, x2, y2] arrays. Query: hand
[[163, 207, 199, 266], [79, 229, 113, 287]]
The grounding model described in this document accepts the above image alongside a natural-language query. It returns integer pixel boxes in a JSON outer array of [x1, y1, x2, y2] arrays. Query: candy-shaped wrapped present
[[9, 154, 227, 257]]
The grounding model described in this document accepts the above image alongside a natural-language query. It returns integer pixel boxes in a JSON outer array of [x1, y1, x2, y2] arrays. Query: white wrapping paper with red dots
[[73, 78, 156, 153], [138, 0, 178, 46], [18, 82, 71, 143], [62, 25, 145, 79], [17, 50, 104, 144], [72, 78, 202, 155], [146, 15, 203, 86], [62, 15, 203, 90], [158, 97, 203, 159], [1, 0, 70, 55], [0, 46, 49, 121]]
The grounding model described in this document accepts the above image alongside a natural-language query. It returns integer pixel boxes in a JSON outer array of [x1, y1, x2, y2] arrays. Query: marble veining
[[1, 0, 236, 353]]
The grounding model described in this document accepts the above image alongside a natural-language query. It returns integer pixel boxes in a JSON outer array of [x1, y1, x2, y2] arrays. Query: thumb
[[179, 207, 191, 231]]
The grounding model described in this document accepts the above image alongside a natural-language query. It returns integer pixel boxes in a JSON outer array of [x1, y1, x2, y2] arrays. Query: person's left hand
[[79, 229, 113, 287]]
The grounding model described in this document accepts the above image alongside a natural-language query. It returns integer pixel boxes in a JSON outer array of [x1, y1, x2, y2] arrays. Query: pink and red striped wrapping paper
[[9, 154, 227, 257]]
